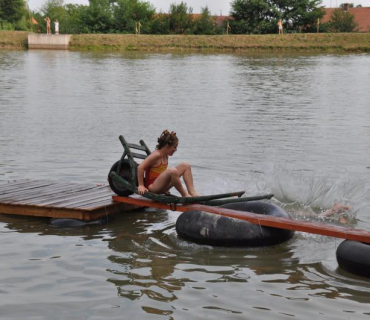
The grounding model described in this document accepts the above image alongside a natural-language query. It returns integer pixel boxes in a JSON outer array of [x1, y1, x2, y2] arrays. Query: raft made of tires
[[336, 240, 370, 278], [176, 201, 295, 247]]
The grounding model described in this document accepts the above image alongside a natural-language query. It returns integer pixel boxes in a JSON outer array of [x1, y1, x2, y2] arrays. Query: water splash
[[264, 164, 370, 224]]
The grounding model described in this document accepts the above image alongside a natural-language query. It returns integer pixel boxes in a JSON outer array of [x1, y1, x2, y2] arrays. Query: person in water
[[137, 130, 200, 197], [294, 203, 350, 224], [319, 203, 350, 218]]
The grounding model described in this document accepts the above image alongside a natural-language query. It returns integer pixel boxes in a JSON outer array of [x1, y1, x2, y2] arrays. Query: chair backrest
[[117, 135, 152, 188], [119, 135, 151, 162], [126, 141, 151, 160]]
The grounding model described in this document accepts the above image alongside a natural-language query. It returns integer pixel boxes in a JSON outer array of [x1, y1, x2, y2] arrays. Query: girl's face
[[168, 142, 178, 156]]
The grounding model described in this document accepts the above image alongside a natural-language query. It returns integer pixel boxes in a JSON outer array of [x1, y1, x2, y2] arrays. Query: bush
[[0, 20, 15, 30], [327, 9, 359, 32], [193, 7, 217, 35]]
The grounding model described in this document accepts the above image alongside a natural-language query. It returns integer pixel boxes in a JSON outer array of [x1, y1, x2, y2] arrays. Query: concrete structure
[[28, 34, 72, 50]]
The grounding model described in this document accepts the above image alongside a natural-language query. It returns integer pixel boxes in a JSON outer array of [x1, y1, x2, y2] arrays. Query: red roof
[[322, 7, 370, 32]]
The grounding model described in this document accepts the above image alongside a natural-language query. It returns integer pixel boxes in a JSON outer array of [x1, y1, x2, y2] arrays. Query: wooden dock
[[0, 180, 138, 221]]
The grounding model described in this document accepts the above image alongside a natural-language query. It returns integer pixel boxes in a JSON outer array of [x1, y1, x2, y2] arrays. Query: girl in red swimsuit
[[137, 130, 199, 197]]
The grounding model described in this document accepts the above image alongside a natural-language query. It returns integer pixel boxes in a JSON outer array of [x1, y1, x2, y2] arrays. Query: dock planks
[[0, 180, 138, 221]]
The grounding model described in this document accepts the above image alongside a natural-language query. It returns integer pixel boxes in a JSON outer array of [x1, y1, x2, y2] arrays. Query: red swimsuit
[[144, 160, 168, 188]]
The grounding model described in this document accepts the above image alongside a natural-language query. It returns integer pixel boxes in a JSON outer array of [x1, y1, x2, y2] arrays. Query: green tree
[[150, 12, 170, 34], [62, 4, 86, 34], [194, 6, 217, 35], [0, 0, 32, 30], [112, 0, 155, 33], [275, 0, 325, 33], [230, 0, 325, 34], [0, 0, 26, 23], [230, 0, 277, 34], [16, 8, 33, 30], [168, 2, 194, 34], [80, 0, 114, 33], [327, 8, 358, 32]]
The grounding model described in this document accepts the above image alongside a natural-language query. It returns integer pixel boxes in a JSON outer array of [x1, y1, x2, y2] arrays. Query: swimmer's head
[[156, 130, 178, 150]]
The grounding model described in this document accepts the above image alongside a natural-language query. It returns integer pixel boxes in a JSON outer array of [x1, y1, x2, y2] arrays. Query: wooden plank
[[80, 202, 140, 220], [15, 184, 99, 205], [0, 180, 56, 195], [131, 152, 147, 159], [0, 182, 95, 202], [0, 202, 85, 220], [112, 196, 370, 244], [0, 179, 53, 189], [76, 198, 120, 209], [0, 198, 136, 221], [42, 188, 114, 208], [0, 179, 30, 188], [12, 184, 105, 205], [23, 187, 107, 205], [62, 192, 115, 208], [127, 143, 147, 151], [0, 181, 60, 197]]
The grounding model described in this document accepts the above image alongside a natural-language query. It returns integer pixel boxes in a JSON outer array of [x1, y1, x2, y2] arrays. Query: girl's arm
[[137, 152, 160, 195]]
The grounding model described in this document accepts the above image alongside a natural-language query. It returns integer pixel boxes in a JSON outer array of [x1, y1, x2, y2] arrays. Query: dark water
[[1, 49, 370, 319]]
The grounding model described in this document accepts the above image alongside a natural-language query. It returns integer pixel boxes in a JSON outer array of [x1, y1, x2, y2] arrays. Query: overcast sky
[[27, 0, 370, 14]]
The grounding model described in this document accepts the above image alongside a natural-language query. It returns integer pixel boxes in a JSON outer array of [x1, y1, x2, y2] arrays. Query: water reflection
[[2, 202, 370, 318]]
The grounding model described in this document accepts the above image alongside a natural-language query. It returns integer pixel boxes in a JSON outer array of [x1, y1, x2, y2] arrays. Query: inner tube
[[336, 240, 370, 278], [176, 201, 295, 247]]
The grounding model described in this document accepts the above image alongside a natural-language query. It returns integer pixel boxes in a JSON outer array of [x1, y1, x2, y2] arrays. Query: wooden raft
[[0, 179, 138, 221], [113, 195, 370, 244]]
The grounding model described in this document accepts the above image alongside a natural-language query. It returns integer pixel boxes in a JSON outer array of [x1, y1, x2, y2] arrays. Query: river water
[[1, 49, 370, 319]]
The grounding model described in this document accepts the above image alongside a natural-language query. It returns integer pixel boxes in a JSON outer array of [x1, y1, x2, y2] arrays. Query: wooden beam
[[113, 195, 370, 244]]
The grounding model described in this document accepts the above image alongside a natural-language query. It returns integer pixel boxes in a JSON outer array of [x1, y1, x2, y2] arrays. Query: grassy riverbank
[[70, 33, 370, 52], [2, 30, 370, 52], [0, 31, 29, 49]]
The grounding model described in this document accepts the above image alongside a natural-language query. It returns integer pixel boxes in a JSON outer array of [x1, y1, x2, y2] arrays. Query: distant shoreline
[[1, 31, 370, 52]]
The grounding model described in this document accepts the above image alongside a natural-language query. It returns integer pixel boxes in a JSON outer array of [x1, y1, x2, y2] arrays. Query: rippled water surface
[[1, 49, 370, 319]]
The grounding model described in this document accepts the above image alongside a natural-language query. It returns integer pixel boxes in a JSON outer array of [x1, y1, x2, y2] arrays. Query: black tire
[[108, 160, 137, 196], [336, 240, 370, 278], [176, 201, 295, 247]]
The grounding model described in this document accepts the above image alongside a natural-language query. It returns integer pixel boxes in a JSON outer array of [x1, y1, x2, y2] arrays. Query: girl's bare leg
[[148, 167, 190, 197], [176, 163, 200, 196]]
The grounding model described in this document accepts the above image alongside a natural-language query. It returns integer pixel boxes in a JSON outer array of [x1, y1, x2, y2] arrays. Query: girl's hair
[[156, 130, 178, 149]]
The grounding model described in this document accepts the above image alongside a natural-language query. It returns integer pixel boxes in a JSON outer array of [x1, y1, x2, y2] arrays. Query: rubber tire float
[[176, 201, 295, 247], [108, 159, 137, 197], [336, 240, 370, 278]]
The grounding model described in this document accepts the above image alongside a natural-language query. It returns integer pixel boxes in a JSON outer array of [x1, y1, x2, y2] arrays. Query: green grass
[[0, 31, 29, 49], [1, 31, 370, 52]]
